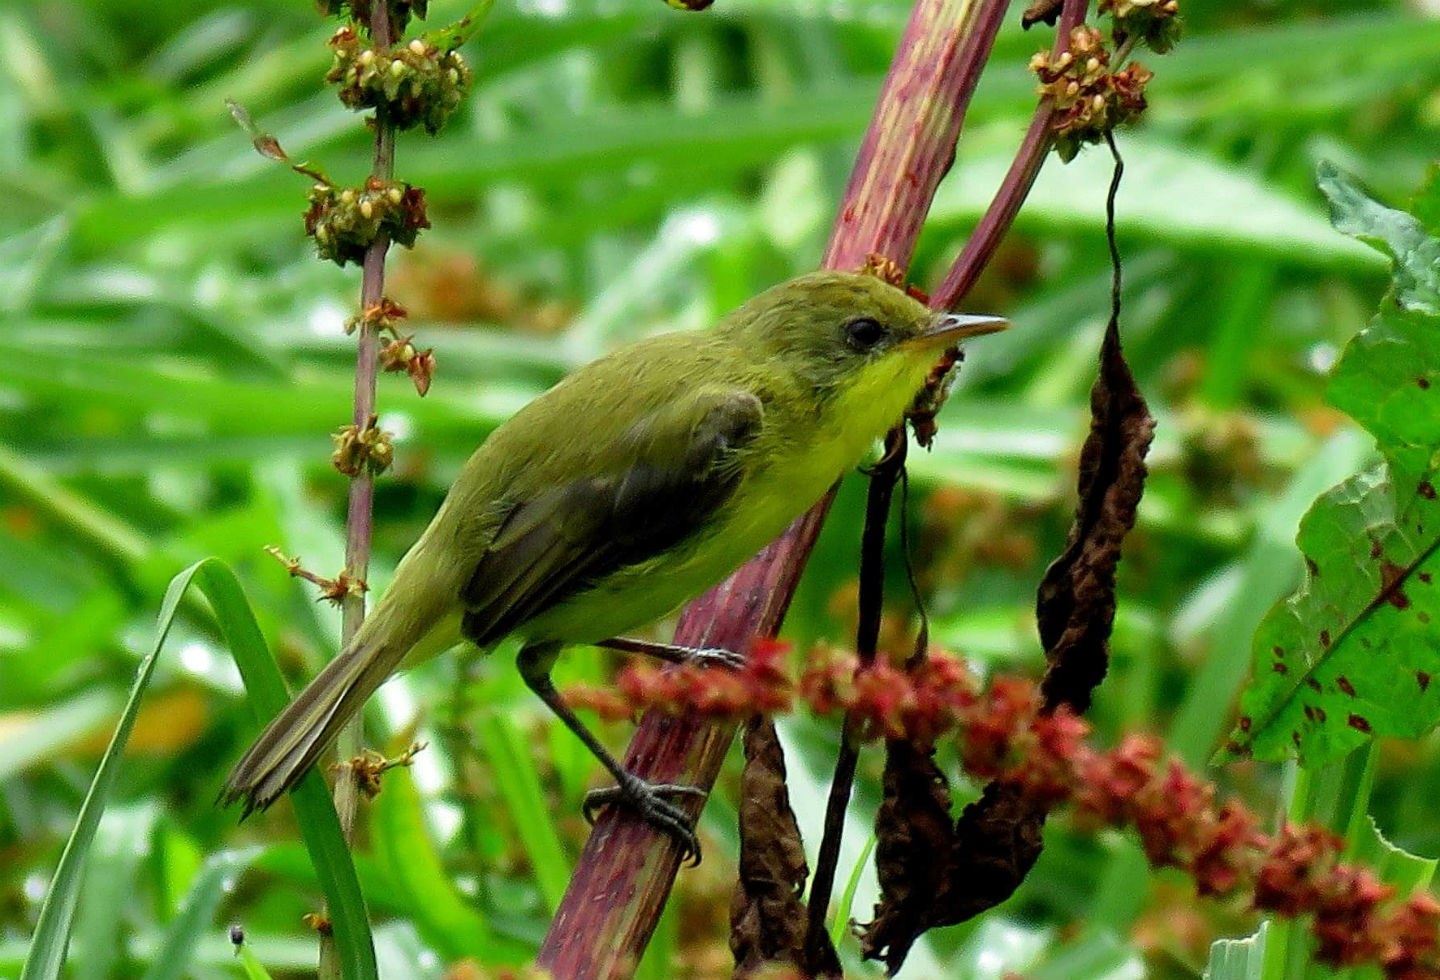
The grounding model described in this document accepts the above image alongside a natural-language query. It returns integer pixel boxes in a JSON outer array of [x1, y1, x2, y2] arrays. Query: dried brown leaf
[[858, 740, 958, 970], [1037, 320, 1154, 713], [730, 717, 840, 980]]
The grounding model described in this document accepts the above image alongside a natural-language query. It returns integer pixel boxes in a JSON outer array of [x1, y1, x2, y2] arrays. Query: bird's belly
[[518, 457, 842, 646]]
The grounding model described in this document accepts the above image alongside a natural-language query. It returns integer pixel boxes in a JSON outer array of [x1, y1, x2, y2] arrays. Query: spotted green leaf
[[1318, 160, 1440, 316], [1219, 167, 1440, 764]]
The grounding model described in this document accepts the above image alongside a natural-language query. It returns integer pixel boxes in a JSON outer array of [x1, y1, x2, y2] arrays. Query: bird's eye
[[844, 317, 886, 351]]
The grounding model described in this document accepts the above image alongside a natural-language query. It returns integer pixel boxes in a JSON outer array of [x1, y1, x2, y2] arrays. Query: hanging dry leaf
[[730, 717, 841, 980], [1037, 317, 1154, 713], [857, 740, 959, 970]]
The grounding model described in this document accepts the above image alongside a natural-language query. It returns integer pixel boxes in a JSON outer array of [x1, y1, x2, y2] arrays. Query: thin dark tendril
[[899, 465, 930, 667], [805, 426, 905, 966], [1104, 129, 1124, 332]]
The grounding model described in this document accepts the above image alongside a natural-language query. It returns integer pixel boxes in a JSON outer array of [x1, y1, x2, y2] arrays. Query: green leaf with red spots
[[1219, 166, 1440, 765]]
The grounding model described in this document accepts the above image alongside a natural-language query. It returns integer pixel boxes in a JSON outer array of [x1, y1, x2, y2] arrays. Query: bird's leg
[[596, 636, 745, 671], [517, 642, 706, 865]]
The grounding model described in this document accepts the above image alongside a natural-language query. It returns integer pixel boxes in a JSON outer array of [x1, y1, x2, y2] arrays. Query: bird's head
[[720, 270, 1007, 429]]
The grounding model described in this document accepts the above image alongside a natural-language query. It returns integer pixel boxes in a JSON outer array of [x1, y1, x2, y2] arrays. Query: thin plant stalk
[[318, 1, 396, 976], [931, 0, 1089, 311]]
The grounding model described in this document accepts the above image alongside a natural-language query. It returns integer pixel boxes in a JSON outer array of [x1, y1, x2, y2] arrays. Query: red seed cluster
[[800, 648, 977, 743], [997, 725, 1440, 977], [566, 639, 794, 724], [563, 641, 1440, 977]]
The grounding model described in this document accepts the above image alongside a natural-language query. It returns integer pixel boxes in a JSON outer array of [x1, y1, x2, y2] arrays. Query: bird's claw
[[582, 777, 707, 865], [685, 646, 745, 671]]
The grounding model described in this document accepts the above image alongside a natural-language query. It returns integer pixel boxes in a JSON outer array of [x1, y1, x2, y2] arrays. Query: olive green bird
[[221, 271, 1005, 860]]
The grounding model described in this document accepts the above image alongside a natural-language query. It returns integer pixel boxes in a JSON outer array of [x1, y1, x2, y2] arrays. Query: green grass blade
[[474, 711, 572, 913], [69, 803, 159, 980], [190, 559, 378, 980], [831, 832, 876, 952], [140, 848, 264, 980], [20, 559, 378, 980], [369, 766, 495, 962], [234, 939, 276, 980], [20, 564, 199, 980]]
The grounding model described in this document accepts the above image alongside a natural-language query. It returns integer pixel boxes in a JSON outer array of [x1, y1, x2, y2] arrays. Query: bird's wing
[[459, 387, 764, 646]]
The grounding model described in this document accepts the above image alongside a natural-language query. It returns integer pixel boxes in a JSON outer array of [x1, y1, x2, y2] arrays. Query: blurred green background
[[3, 0, 1439, 977]]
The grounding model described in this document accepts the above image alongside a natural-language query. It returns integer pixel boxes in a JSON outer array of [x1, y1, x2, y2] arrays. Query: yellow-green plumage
[[221, 271, 1003, 816]]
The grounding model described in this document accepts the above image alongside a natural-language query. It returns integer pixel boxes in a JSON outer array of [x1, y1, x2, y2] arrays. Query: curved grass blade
[[190, 559, 378, 980], [20, 565, 197, 980], [140, 848, 264, 980], [830, 833, 876, 952], [234, 939, 276, 980], [21, 559, 378, 980]]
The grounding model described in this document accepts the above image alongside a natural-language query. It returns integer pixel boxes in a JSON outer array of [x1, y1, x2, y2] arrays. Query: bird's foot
[[684, 646, 745, 671], [582, 775, 706, 865]]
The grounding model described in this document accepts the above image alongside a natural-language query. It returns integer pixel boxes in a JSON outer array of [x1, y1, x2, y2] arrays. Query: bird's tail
[[220, 632, 409, 817]]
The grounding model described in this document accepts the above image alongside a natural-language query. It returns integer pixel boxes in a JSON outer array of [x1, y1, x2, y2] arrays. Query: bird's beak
[[909, 312, 1010, 348]]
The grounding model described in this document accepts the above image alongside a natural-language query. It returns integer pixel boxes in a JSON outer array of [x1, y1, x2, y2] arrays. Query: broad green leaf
[[1220, 166, 1440, 765], [1221, 464, 1440, 763], [1318, 160, 1440, 315]]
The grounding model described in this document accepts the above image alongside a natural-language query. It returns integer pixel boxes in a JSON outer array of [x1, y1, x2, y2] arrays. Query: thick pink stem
[[535, 2, 1013, 977]]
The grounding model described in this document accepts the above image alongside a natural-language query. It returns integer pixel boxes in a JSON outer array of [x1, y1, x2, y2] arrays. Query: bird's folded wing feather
[[459, 387, 764, 645]]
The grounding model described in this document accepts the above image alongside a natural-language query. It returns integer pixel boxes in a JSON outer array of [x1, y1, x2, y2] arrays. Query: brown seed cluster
[[331, 413, 395, 476], [352, 298, 436, 395], [338, 742, 427, 799], [326, 27, 470, 134], [1099, 0, 1182, 54], [304, 178, 430, 267], [1031, 26, 1153, 162]]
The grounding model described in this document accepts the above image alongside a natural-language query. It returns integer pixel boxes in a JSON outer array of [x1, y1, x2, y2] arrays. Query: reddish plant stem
[[930, 0, 1089, 311], [319, 3, 395, 978], [822, 0, 1012, 274], [536, 2, 1013, 977]]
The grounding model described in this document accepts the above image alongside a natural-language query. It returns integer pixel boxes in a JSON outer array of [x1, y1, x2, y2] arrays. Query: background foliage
[[3, 1, 1440, 977]]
